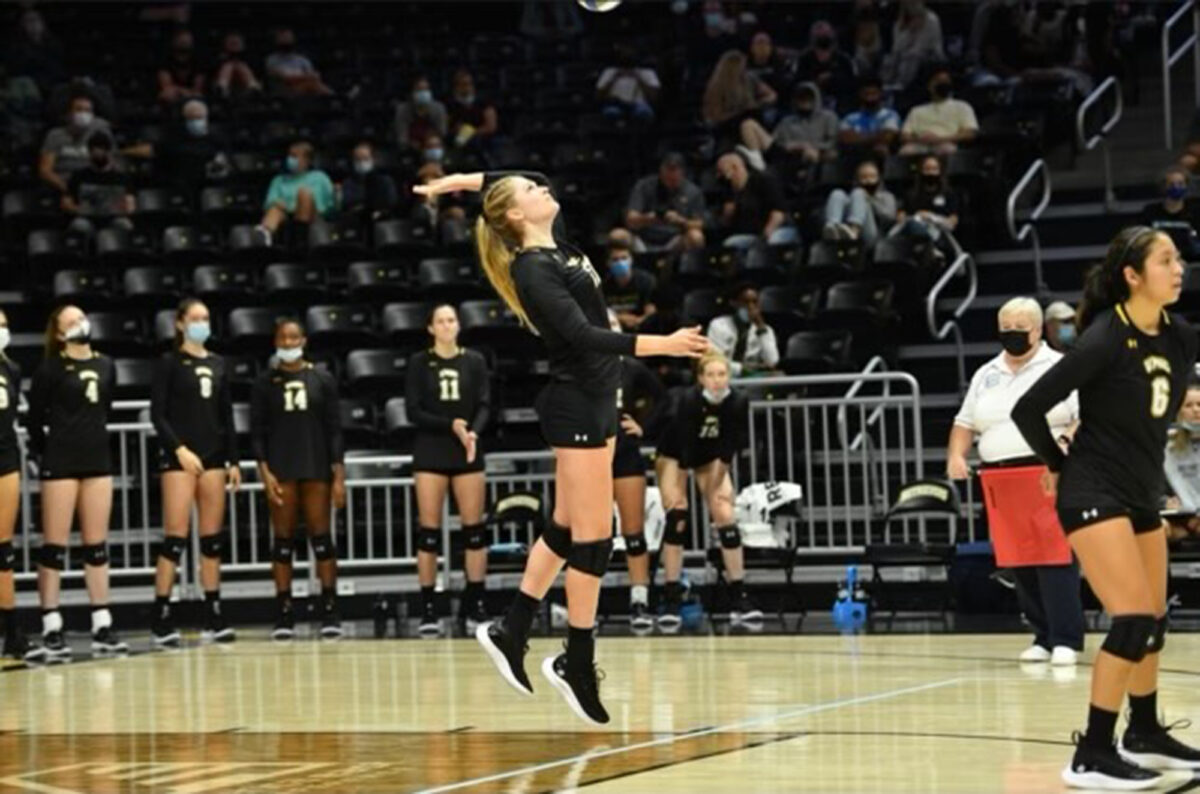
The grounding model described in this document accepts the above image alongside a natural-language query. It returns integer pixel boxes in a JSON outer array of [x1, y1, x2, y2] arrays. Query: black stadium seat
[[382, 302, 430, 350], [226, 307, 283, 354], [53, 269, 113, 307], [113, 357, 156, 399], [88, 311, 148, 357], [345, 348, 409, 397], [347, 261, 411, 302], [193, 264, 255, 307], [782, 330, 854, 375], [263, 263, 327, 304], [163, 226, 220, 268], [417, 257, 487, 302], [123, 266, 182, 309], [305, 304, 378, 351]]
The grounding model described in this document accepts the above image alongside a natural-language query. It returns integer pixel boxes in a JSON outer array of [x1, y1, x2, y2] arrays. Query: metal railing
[[1006, 158, 1052, 297], [1076, 76, 1123, 209], [925, 248, 978, 397], [1163, 0, 1200, 149]]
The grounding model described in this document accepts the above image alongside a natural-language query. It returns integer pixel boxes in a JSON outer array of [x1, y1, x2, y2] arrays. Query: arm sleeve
[[25, 363, 49, 457], [404, 354, 453, 432], [149, 356, 181, 454], [513, 255, 637, 356], [636, 361, 669, 438], [322, 373, 344, 466], [725, 391, 750, 457], [103, 358, 115, 413], [220, 363, 237, 465], [1012, 322, 1114, 472], [249, 375, 269, 463], [468, 355, 491, 434]]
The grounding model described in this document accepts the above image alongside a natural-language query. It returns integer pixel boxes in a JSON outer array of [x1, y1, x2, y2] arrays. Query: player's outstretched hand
[[663, 326, 709, 358]]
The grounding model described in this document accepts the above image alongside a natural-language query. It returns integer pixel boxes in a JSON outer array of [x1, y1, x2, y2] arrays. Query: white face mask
[[276, 346, 303, 363], [0, 328, 11, 351], [72, 110, 94, 128], [64, 318, 91, 343], [702, 386, 730, 404]]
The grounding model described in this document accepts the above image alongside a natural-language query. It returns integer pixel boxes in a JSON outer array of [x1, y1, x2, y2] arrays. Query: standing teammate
[[656, 351, 761, 627], [251, 318, 346, 641], [150, 298, 241, 647], [0, 310, 30, 659], [1013, 226, 1200, 789], [406, 303, 492, 636], [27, 305, 125, 659], [415, 171, 707, 725]]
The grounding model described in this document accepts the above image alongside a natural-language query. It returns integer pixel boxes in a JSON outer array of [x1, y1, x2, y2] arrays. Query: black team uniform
[[406, 345, 491, 626], [0, 356, 27, 659], [612, 356, 666, 479], [150, 350, 238, 641], [1013, 303, 1200, 785]]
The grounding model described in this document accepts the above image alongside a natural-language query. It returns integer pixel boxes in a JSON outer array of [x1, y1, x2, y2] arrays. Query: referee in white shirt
[[946, 297, 1085, 666]]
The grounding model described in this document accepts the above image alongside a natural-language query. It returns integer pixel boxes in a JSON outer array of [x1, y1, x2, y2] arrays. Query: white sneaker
[[1051, 646, 1079, 666], [1019, 644, 1052, 662]]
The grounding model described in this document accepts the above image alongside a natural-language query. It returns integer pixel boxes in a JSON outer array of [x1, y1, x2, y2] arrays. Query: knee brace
[[199, 533, 225, 560], [417, 527, 441, 554], [1101, 614, 1157, 662], [567, 538, 614, 577], [0, 540, 13, 571], [1148, 615, 1169, 654], [82, 543, 108, 567], [463, 522, 489, 551], [158, 535, 187, 564], [310, 533, 336, 561], [623, 531, 648, 557], [272, 538, 294, 564], [662, 509, 689, 547], [716, 524, 742, 550], [542, 520, 571, 559], [39, 543, 66, 570]]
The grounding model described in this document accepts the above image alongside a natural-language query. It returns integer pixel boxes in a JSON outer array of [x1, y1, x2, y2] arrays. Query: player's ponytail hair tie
[[1077, 225, 1160, 331]]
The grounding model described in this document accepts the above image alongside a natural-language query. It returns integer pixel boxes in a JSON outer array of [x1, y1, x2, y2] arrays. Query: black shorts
[[0, 446, 19, 477], [1057, 502, 1164, 535], [159, 448, 227, 473], [41, 447, 111, 481], [413, 433, 485, 476], [613, 436, 646, 479], [535, 382, 617, 449]]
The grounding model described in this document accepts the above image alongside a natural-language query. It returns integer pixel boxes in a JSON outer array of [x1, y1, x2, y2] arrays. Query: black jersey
[[405, 347, 491, 436], [27, 352, 115, 475], [150, 350, 237, 466], [1013, 305, 1199, 506], [0, 358, 21, 469], [250, 362, 344, 481], [484, 171, 636, 394], [662, 386, 750, 466], [617, 357, 666, 443]]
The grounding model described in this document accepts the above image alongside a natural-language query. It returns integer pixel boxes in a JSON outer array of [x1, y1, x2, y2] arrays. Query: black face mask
[[923, 175, 941, 190], [814, 35, 834, 50], [860, 180, 879, 193], [931, 82, 952, 100], [999, 330, 1032, 356], [91, 154, 110, 169], [794, 105, 814, 118]]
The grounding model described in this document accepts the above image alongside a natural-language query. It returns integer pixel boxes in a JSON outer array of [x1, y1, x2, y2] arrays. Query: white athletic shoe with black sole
[[1063, 733, 1162, 790], [476, 620, 533, 696], [1119, 722, 1200, 770], [541, 653, 610, 726]]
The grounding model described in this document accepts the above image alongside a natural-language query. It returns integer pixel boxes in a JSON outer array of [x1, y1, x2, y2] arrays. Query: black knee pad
[[159, 535, 187, 564], [0, 540, 13, 571], [662, 509, 689, 547], [1101, 614, 1157, 662], [82, 543, 108, 567], [199, 533, 225, 560], [623, 531, 648, 557], [417, 527, 441, 554], [272, 538, 294, 564], [463, 523, 489, 551], [310, 533, 336, 561], [542, 520, 571, 558], [716, 524, 742, 550], [39, 543, 66, 570], [1148, 615, 1169, 654], [567, 539, 614, 577]]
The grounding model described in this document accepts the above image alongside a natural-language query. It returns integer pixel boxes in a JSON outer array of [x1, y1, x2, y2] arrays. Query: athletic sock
[[42, 609, 62, 634], [203, 590, 220, 616], [320, 589, 336, 614], [91, 607, 111, 633], [504, 591, 539, 640], [463, 581, 484, 606], [420, 586, 435, 612], [1129, 691, 1160, 733], [566, 624, 595, 673], [154, 595, 171, 620], [276, 591, 292, 614], [728, 578, 746, 600], [0, 607, 10, 637], [630, 584, 648, 606], [1083, 704, 1119, 749]]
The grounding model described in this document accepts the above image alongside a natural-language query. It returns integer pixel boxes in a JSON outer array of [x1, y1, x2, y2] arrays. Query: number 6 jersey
[[27, 351, 116, 478], [250, 362, 344, 481]]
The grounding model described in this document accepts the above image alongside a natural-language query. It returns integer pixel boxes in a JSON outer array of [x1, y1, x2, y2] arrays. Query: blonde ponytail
[[476, 177, 534, 330]]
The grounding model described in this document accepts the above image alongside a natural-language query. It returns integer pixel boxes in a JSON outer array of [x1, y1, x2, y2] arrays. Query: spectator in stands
[[446, 68, 499, 158], [703, 50, 776, 150], [882, 0, 945, 90], [597, 44, 660, 124], [339, 142, 399, 223], [39, 93, 113, 195], [603, 239, 658, 331], [899, 66, 978, 156], [157, 29, 206, 105], [822, 159, 897, 247], [1164, 380, 1200, 542], [395, 75, 448, 151], [625, 152, 706, 253], [420, 133, 446, 166], [412, 162, 467, 244], [1043, 301, 1076, 353], [947, 296, 1083, 666], [255, 141, 336, 246], [838, 75, 900, 160], [706, 284, 780, 377], [62, 132, 135, 238], [746, 31, 794, 123], [892, 154, 958, 263], [740, 82, 839, 167], [213, 31, 262, 98], [714, 151, 787, 243], [795, 20, 857, 110], [5, 8, 66, 94], [159, 99, 231, 195], [1140, 166, 1200, 260], [265, 28, 332, 97], [850, 2, 884, 78]]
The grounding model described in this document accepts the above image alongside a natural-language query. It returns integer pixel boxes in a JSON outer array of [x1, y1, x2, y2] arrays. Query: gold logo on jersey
[[1127, 338, 1138, 349], [1143, 355, 1172, 376], [566, 254, 602, 288]]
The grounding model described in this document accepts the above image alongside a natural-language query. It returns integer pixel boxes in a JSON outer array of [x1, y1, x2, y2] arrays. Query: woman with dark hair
[[405, 303, 491, 636], [0, 309, 30, 659], [893, 154, 959, 264], [149, 298, 240, 648], [1013, 226, 1200, 788], [250, 318, 345, 641], [26, 305, 123, 660]]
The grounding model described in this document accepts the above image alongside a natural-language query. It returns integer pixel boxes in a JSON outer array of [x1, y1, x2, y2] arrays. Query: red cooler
[[979, 465, 1072, 567]]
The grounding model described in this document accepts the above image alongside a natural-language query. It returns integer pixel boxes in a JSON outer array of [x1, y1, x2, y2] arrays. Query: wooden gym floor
[[2, 630, 1200, 792]]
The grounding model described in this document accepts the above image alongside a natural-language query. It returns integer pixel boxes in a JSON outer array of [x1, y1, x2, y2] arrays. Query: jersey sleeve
[[321, 371, 344, 466], [101, 357, 115, 413], [724, 391, 750, 458], [468, 353, 491, 434], [404, 353, 453, 432], [249, 373, 270, 464], [632, 359, 668, 437], [149, 355, 182, 454], [1012, 319, 1115, 472], [513, 254, 637, 356], [25, 361, 51, 457], [219, 360, 238, 465]]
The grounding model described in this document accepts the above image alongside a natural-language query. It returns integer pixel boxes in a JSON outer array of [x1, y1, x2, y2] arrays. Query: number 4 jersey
[[250, 362, 344, 481], [27, 352, 116, 478], [1013, 305, 1198, 509]]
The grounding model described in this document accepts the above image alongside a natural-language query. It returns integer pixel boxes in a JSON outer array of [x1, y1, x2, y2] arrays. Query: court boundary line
[[415, 676, 964, 794]]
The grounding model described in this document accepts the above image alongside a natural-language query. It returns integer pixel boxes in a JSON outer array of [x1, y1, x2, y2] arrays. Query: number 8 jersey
[[150, 350, 238, 471], [250, 362, 344, 481], [27, 351, 116, 479]]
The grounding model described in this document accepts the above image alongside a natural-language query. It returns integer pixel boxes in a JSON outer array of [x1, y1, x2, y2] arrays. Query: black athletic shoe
[[92, 626, 129, 654], [201, 611, 236, 644], [151, 614, 181, 648], [460, 599, 488, 634], [630, 601, 654, 633], [1121, 720, 1200, 770], [476, 620, 532, 696], [271, 607, 295, 641], [319, 603, 344, 640], [418, 601, 442, 637], [658, 586, 683, 629], [3, 628, 31, 660], [730, 590, 763, 624], [1063, 732, 1162, 790], [541, 652, 610, 726], [41, 630, 70, 662]]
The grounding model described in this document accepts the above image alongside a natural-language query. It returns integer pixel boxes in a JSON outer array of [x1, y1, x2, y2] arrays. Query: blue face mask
[[1057, 324, 1076, 346], [704, 11, 724, 27], [185, 321, 210, 345], [736, 307, 751, 324], [185, 118, 208, 136], [285, 155, 300, 173], [609, 258, 632, 279], [276, 346, 303, 363], [413, 89, 432, 105], [424, 148, 444, 163], [1167, 184, 1189, 201]]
